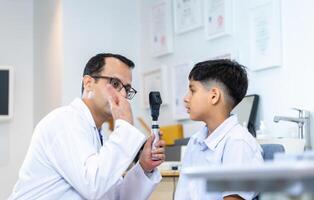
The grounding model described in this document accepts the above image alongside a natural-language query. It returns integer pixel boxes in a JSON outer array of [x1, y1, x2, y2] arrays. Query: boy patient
[[175, 59, 263, 200]]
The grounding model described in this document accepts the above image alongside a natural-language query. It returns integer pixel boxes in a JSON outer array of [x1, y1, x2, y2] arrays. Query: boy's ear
[[209, 87, 221, 105]]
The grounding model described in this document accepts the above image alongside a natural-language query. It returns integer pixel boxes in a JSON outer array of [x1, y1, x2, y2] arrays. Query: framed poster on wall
[[249, 0, 282, 71], [141, 66, 168, 108], [204, 0, 233, 40], [174, 0, 203, 34], [150, 0, 174, 57], [171, 62, 194, 120]]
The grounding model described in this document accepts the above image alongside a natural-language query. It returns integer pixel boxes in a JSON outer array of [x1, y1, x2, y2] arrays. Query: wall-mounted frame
[[150, 0, 174, 57], [174, 0, 203, 34], [204, 0, 233, 40], [0, 66, 14, 121], [171, 62, 194, 120], [141, 66, 168, 108], [249, 0, 282, 71]]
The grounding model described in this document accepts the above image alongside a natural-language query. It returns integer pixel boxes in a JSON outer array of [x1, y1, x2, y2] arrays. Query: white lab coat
[[9, 98, 161, 200]]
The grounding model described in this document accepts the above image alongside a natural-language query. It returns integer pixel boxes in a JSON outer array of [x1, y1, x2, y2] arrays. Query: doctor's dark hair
[[189, 59, 248, 108], [81, 53, 135, 94]]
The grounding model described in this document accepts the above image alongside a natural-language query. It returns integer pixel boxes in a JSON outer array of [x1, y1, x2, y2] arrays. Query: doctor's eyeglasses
[[91, 75, 137, 100]]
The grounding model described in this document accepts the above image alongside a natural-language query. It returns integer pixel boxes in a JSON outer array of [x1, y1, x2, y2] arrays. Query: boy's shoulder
[[225, 124, 261, 150], [228, 124, 251, 139]]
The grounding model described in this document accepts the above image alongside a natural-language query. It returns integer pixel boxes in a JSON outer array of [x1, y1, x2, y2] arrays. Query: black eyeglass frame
[[91, 75, 137, 100]]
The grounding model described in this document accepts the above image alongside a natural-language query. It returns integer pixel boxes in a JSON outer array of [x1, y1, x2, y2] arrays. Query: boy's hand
[[106, 84, 134, 124], [139, 133, 166, 172]]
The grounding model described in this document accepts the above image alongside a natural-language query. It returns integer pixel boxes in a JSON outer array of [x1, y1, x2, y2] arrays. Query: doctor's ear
[[209, 87, 221, 105], [83, 75, 95, 91]]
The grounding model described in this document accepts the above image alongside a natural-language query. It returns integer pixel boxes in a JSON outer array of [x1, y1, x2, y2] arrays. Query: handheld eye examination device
[[149, 91, 162, 160]]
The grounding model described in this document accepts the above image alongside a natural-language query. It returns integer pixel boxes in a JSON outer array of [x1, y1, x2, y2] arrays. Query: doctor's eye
[[109, 78, 123, 90]]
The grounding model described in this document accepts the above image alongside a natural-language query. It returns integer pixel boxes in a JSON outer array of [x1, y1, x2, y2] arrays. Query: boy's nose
[[183, 95, 189, 103]]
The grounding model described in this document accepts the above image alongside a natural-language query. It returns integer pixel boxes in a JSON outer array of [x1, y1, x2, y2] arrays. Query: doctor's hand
[[106, 84, 134, 124], [139, 133, 166, 172]]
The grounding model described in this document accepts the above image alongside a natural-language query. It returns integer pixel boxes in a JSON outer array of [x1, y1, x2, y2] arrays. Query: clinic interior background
[[1, 0, 314, 198]]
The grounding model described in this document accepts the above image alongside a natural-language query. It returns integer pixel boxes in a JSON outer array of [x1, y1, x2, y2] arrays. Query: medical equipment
[[149, 91, 162, 160]]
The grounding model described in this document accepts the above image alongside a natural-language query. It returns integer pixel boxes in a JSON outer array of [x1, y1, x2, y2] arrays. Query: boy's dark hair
[[189, 59, 248, 108], [81, 53, 135, 94]]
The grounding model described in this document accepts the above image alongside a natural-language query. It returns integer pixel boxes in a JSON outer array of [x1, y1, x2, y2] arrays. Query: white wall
[[138, 0, 314, 147], [34, 0, 63, 123], [33, 0, 142, 119], [60, 0, 145, 131], [61, 0, 141, 106], [0, 0, 34, 198]]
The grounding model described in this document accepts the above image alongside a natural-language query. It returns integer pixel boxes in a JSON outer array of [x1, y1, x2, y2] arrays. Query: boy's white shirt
[[175, 115, 263, 200]]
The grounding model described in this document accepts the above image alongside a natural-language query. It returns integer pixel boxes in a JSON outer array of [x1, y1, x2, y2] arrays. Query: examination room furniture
[[260, 143, 285, 161], [149, 170, 179, 200], [183, 158, 314, 200]]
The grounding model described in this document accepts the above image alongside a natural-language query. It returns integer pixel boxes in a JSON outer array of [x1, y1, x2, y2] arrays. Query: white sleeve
[[47, 119, 146, 200], [118, 162, 161, 200], [222, 139, 262, 200]]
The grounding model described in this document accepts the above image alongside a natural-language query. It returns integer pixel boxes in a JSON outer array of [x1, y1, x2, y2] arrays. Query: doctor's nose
[[119, 87, 127, 99]]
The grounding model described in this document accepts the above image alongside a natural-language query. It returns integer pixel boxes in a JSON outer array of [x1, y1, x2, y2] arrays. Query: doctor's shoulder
[[33, 105, 84, 137], [35, 106, 68, 126]]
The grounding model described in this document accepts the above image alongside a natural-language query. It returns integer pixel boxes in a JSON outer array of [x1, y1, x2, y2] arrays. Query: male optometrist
[[9, 53, 166, 200]]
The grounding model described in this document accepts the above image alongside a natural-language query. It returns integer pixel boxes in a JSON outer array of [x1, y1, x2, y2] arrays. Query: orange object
[[108, 119, 114, 131], [160, 124, 183, 145]]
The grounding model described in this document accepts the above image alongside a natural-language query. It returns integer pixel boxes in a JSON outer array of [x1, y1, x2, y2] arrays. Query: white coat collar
[[70, 98, 97, 129]]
